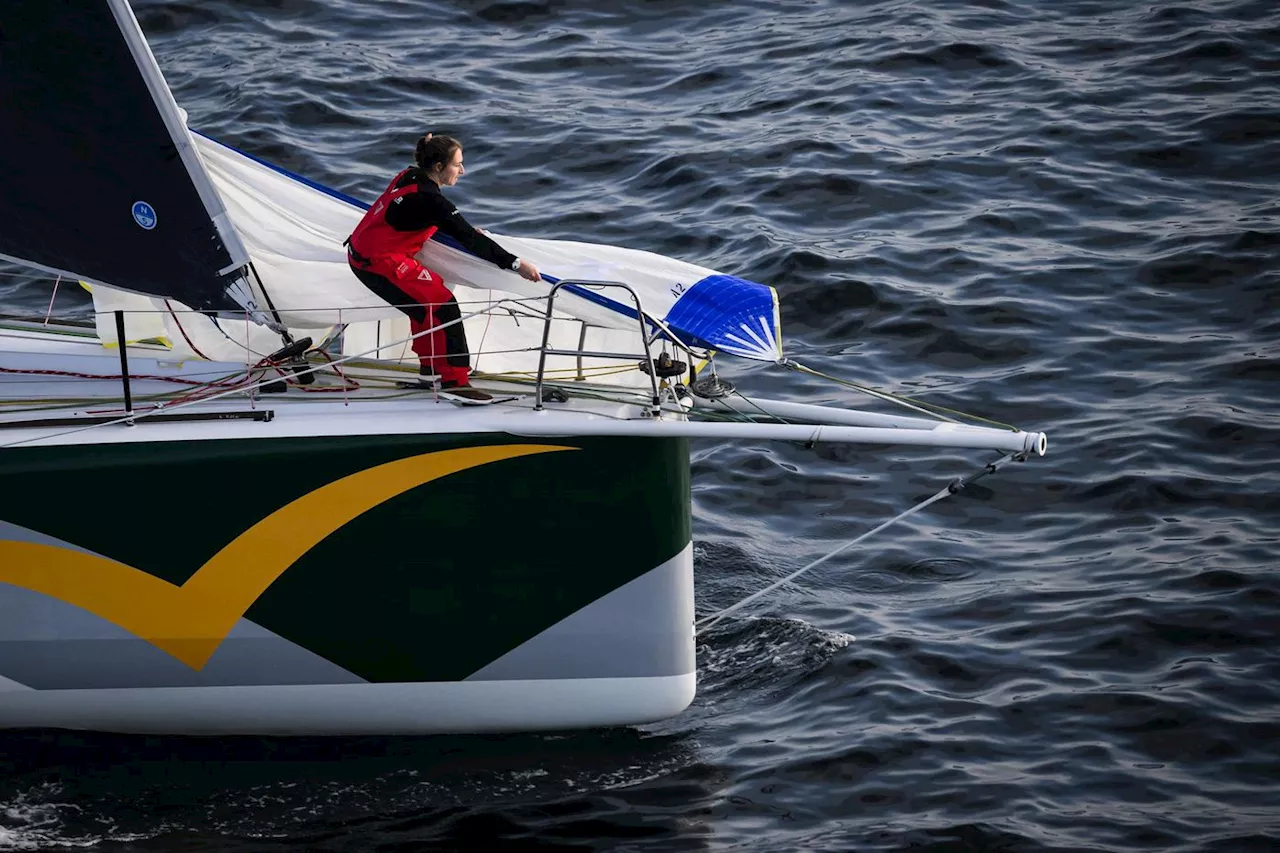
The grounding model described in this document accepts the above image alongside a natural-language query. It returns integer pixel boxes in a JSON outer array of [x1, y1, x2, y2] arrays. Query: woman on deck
[[345, 133, 540, 402]]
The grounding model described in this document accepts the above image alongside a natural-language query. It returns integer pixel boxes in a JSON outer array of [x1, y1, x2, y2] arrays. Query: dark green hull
[[0, 432, 695, 733]]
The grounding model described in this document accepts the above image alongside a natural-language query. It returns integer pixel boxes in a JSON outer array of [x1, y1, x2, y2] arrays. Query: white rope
[[43, 277, 61, 326], [695, 453, 1020, 634]]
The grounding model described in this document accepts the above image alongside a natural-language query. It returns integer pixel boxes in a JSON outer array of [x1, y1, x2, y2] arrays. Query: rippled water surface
[[2, 0, 1279, 850]]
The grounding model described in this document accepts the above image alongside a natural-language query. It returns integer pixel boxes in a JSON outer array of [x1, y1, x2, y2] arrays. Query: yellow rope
[[479, 365, 637, 381], [786, 361, 1019, 432]]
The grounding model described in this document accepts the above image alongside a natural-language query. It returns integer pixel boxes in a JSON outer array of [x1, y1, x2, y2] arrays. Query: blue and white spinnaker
[[194, 134, 783, 363]]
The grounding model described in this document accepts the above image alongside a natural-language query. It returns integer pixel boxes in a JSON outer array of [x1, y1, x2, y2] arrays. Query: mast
[[105, 0, 252, 280]]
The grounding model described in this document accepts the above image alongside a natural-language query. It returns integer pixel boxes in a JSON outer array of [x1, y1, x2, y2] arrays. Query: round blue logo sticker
[[132, 201, 157, 230]]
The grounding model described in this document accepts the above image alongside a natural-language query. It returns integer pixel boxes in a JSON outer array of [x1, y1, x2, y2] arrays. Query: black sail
[[0, 0, 250, 312]]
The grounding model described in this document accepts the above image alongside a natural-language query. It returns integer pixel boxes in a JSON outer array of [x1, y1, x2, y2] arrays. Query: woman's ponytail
[[414, 133, 461, 171]]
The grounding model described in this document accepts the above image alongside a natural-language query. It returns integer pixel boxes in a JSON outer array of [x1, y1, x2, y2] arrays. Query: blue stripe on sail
[[555, 278, 641, 321], [198, 133, 647, 322], [664, 274, 778, 357], [194, 131, 371, 210]]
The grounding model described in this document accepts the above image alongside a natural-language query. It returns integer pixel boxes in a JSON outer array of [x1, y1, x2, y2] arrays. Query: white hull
[[0, 674, 696, 735]]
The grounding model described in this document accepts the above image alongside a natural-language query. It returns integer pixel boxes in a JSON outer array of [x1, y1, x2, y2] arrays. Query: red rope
[[163, 299, 214, 362], [0, 365, 251, 388]]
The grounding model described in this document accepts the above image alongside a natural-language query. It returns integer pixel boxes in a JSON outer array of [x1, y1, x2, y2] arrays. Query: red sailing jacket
[[345, 168, 438, 264]]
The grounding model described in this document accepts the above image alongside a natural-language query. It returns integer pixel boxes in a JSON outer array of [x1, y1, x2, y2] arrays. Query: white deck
[[0, 317, 1047, 455], [0, 316, 662, 446]]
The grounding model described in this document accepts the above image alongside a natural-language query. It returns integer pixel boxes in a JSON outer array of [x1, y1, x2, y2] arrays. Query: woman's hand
[[517, 259, 541, 282]]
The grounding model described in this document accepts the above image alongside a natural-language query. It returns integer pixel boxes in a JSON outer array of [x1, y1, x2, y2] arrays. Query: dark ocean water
[[3, 0, 1279, 849]]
